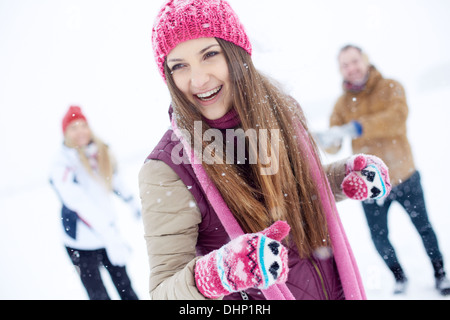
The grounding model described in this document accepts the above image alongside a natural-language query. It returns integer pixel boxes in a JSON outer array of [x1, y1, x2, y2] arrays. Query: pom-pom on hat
[[62, 106, 87, 133], [152, 0, 252, 81]]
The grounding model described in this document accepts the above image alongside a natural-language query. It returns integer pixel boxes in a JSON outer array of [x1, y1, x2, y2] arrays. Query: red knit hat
[[152, 0, 252, 81], [62, 106, 87, 133]]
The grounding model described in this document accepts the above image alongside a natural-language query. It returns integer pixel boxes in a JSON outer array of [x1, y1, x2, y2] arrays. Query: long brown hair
[[166, 38, 330, 258]]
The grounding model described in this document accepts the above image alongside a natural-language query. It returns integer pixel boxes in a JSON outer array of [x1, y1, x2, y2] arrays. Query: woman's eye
[[171, 64, 184, 72], [204, 51, 220, 59]]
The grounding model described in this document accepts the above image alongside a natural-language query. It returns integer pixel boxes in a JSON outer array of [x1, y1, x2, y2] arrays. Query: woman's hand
[[194, 221, 290, 299], [342, 154, 391, 201]]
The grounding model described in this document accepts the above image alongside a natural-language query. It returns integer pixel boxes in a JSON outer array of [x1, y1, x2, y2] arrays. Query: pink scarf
[[171, 113, 366, 300], [295, 124, 366, 300]]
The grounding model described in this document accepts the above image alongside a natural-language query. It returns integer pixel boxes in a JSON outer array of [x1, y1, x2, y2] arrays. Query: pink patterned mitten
[[195, 221, 290, 299], [342, 154, 391, 200]]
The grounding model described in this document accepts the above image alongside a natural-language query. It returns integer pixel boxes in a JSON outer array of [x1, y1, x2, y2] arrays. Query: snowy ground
[[1, 0, 450, 300]]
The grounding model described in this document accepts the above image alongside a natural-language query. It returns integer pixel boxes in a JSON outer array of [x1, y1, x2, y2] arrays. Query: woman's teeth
[[196, 86, 222, 101]]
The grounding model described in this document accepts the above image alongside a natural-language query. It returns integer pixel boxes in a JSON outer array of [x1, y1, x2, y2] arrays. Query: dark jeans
[[362, 171, 445, 281], [66, 247, 139, 300]]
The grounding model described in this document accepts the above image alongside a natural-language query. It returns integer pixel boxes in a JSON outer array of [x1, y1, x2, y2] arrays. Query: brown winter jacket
[[328, 66, 416, 186], [139, 157, 348, 300]]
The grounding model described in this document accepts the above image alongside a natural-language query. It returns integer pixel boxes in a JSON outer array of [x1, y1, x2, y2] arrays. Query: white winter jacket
[[49, 143, 138, 266]]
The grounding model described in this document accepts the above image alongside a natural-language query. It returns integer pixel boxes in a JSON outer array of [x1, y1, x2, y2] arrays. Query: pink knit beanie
[[152, 0, 252, 80]]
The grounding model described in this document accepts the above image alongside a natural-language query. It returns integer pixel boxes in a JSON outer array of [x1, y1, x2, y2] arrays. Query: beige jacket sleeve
[[138, 159, 208, 300], [323, 158, 348, 202]]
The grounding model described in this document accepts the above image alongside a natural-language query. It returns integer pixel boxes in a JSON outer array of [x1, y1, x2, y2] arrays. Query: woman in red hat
[[49, 106, 140, 300]]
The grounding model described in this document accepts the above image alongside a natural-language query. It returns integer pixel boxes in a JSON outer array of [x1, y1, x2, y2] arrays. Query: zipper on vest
[[309, 258, 329, 300], [239, 291, 249, 300]]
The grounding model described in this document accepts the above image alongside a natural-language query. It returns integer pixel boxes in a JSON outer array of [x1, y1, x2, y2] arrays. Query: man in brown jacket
[[316, 44, 450, 296]]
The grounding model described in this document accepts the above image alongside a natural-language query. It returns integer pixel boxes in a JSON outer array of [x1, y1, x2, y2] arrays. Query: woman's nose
[[190, 67, 210, 89]]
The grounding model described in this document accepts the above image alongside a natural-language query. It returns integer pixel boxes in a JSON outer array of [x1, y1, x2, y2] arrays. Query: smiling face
[[166, 37, 233, 120], [339, 47, 370, 85]]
